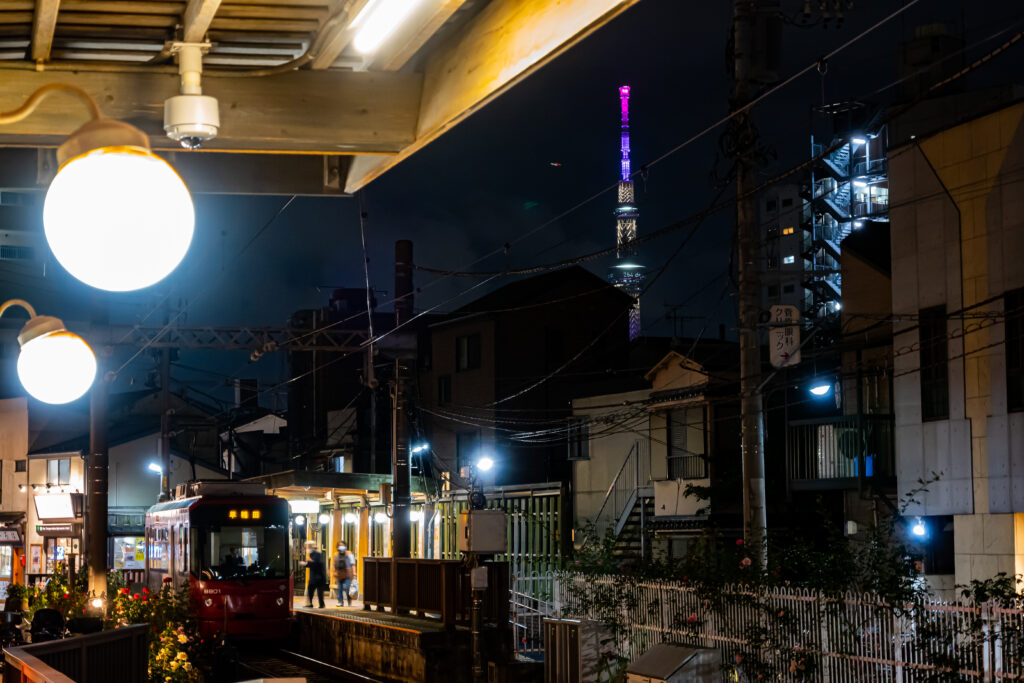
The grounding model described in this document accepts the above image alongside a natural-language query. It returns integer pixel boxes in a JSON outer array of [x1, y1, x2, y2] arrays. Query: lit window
[[782, 227, 795, 236], [783, 256, 796, 264]]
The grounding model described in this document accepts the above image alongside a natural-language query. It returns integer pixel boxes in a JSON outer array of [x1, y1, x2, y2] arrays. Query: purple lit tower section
[[608, 85, 645, 340]]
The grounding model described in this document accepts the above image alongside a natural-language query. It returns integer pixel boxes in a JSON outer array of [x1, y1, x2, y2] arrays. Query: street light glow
[[45, 147, 194, 291], [90, 597, 104, 609], [351, 0, 425, 54], [411, 443, 430, 454], [911, 518, 927, 537], [809, 383, 832, 397], [148, 463, 162, 473], [476, 456, 495, 472]]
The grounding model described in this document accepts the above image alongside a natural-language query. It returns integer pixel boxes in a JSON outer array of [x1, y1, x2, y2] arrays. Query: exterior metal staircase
[[577, 440, 653, 559]]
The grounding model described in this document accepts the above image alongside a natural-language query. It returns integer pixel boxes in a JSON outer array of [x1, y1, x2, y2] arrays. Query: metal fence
[[544, 573, 1024, 680]]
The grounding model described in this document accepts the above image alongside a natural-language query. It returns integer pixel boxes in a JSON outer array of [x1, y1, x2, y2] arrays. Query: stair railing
[[578, 440, 649, 551]]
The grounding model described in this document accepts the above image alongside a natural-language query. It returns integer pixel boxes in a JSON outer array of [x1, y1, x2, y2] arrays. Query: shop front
[[30, 492, 84, 584], [0, 528, 23, 604]]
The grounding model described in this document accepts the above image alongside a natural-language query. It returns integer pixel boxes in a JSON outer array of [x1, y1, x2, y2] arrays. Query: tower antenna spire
[[609, 84, 645, 340]]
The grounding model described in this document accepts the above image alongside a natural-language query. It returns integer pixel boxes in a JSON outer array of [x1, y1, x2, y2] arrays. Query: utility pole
[[87, 357, 110, 600], [733, 0, 769, 565], [160, 347, 172, 500], [391, 240, 414, 560]]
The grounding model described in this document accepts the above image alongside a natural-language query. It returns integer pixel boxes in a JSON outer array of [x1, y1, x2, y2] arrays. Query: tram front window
[[191, 524, 287, 580]]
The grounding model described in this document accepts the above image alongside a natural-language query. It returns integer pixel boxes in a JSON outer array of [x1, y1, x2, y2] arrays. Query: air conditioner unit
[[543, 619, 610, 683]]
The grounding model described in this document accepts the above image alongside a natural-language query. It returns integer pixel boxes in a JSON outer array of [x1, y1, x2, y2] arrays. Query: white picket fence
[[535, 573, 1024, 680]]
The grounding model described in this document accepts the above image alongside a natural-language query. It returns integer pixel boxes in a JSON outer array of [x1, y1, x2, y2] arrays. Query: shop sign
[[0, 530, 21, 545], [36, 523, 76, 537]]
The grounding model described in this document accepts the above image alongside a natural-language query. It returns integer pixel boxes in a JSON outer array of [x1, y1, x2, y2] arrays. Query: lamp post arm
[[0, 83, 101, 126], [0, 299, 37, 320]]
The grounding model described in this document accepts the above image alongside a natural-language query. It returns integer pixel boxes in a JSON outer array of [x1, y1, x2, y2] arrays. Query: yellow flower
[[183, 662, 192, 671], [170, 661, 179, 671], [176, 651, 187, 661], [177, 634, 188, 644]]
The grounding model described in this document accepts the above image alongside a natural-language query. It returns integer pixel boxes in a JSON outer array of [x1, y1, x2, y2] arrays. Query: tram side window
[[148, 528, 169, 572], [176, 527, 188, 574]]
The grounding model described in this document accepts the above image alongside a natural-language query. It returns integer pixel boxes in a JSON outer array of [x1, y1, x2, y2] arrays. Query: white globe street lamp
[[0, 299, 96, 404], [1, 84, 194, 292]]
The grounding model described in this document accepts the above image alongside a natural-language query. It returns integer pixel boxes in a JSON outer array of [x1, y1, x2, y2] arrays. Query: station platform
[[291, 604, 472, 683]]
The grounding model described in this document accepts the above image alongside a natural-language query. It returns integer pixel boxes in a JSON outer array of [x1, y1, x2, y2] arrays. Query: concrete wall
[[890, 103, 1024, 586], [0, 398, 29, 515]]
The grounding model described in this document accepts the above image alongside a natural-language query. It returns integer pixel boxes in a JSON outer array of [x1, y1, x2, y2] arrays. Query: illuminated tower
[[608, 85, 645, 340]]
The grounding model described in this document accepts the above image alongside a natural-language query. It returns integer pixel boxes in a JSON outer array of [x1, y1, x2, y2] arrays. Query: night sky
[[2, 0, 1022, 409]]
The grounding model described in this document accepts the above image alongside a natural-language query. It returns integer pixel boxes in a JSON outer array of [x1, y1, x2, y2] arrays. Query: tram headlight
[[276, 597, 285, 606], [204, 598, 213, 607]]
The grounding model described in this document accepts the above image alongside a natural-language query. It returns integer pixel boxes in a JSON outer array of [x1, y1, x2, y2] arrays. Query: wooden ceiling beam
[[0, 68, 421, 154], [182, 0, 221, 42], [31, 0, 61, 61], [345, 0, 641, 191]]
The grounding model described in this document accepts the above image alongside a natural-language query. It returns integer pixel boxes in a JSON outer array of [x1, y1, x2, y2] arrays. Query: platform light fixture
[[476, 456, 494, 472], [351, 0, 426, 54], [318, 513, 331, 525], [0, 299, 96, 404], [148, 463, 162, 474], [0, 83, 194, 292], [911, 517, 927, 537]]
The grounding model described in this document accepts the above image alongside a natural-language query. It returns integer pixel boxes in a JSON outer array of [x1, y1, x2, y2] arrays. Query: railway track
[[234, 648, 379, 682]]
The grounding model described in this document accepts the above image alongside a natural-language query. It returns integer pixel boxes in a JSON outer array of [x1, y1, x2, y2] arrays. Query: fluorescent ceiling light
[[351, 0, 425, 55], [288, 499, 320, 514], [851, 137, 867, 145]]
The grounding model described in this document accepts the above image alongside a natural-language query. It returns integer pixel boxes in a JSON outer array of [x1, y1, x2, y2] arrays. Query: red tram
[[144, 480, 292, 639]]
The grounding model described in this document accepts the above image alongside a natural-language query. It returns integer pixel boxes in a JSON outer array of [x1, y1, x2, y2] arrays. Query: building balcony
[[786, 414, 894, 491]]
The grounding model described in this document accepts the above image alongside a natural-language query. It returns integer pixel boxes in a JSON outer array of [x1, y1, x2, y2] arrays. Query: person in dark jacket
[[302, 541, 326, 608], [333, 543, 355, 607]]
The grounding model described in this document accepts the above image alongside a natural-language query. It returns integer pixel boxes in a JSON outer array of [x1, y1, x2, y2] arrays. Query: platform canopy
[[245, 469, 427, 505], [0, 0, 641, 195]]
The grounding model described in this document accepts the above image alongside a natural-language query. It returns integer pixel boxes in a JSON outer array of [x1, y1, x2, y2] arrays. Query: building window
[[667, 406, 707, 480], [455, 334, 481, 372], [782, 198, 794, 208], [766, 225, 779, 239], [766, 199, 777, 212], [767, 285, 779, 297], [782, 227, 795, 235], [437, 375, 452, 405], [1006, 288, 1024, 412], [568, 418, 590, 460], [766, 256, 778, 270], [919, 306, 949, 421], [783, 284, 795, 294], [46, 458, 70, 486], [783, 255, 795, 265], [456, 430, 480, 473], [14, 460, 25, 473]]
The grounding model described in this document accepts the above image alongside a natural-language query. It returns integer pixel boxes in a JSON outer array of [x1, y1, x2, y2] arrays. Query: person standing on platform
[[333, 543, 354, 607], [302, 540, 326, 608]]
